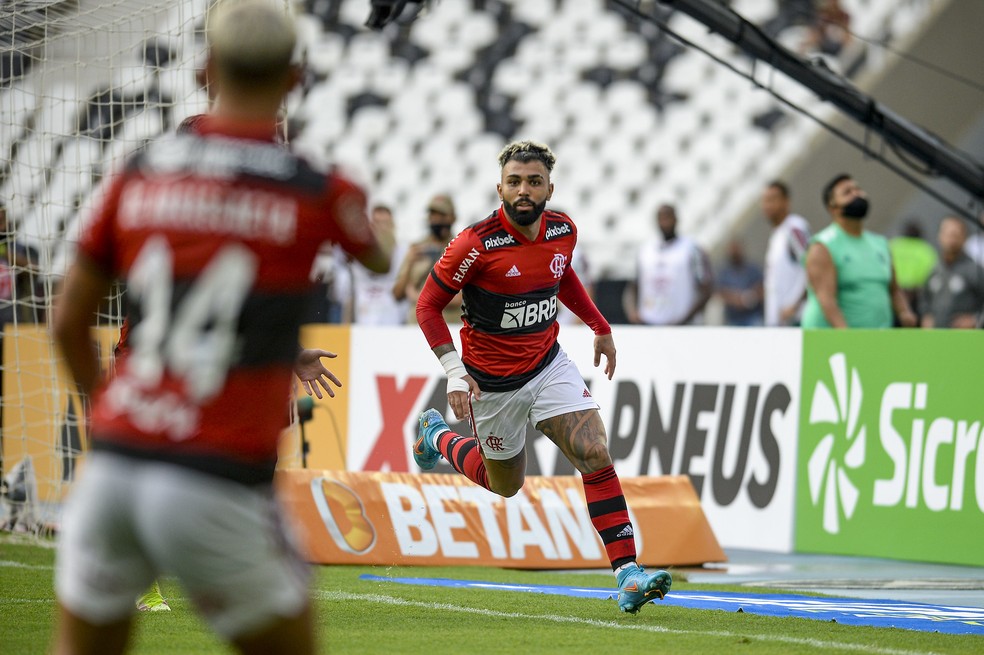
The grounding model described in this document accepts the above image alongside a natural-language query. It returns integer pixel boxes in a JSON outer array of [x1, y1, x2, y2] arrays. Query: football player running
[[413, 140, 671, 614]]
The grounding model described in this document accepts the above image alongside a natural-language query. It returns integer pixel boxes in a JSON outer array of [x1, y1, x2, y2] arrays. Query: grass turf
[[2, 538, 981, 654]]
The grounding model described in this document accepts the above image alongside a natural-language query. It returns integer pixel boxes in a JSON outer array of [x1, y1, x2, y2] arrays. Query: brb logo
[[806, 353, 866, 534], [500, 296, 557, 329]]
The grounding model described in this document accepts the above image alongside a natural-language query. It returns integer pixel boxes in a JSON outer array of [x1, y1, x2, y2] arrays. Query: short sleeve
[[323, 173, 378, 262], [77, 174, 127, 276]]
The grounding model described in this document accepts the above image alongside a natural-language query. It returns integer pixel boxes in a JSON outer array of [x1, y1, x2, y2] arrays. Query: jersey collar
[[196, 115, 281, 143]]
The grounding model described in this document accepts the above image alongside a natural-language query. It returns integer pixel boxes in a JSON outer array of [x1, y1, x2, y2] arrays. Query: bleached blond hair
[[207, 0, 296, 84], [497, 140, 556, 173]]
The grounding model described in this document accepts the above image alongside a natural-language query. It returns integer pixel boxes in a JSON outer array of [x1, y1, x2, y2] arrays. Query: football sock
[[582, 465, 637, 570], [436, 431, 491, 491]]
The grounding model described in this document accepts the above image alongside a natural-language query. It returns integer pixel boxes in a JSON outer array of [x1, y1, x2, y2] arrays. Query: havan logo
[[452, 248, 481, 283]]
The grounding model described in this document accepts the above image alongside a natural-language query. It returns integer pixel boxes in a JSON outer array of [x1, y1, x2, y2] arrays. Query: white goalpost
[[0, 0, 213, 532]]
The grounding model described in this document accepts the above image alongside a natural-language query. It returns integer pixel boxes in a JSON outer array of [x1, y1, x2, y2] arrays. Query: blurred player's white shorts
[[468, 347, 599, 460], [56, 452, 310, 638]]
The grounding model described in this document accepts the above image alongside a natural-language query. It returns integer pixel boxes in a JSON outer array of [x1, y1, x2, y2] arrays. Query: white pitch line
[[315, 590, 944, 655], [0, 560, 53, 570]]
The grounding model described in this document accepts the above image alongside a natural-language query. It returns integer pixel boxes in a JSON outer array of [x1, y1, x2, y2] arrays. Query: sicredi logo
[[872, 381, 983, 513], [806, 351, 984, 536], [806, 353, 866, 534]]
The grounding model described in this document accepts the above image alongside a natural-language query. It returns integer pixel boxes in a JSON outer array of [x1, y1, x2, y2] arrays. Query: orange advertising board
[[277, 324, 352, 470], [277, 469, 725, 568], [2, 325, 117, 503]]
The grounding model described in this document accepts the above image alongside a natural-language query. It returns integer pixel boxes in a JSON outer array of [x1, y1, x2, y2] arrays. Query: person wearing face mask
[[801, 173, 916, 328], [392, 194, 462, 323]]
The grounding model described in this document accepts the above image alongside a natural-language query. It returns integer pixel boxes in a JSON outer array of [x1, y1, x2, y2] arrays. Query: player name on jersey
[[118, 180, 298, 245]]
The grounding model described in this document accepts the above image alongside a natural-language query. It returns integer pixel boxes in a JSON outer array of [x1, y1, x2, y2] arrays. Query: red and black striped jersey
[[429, 207, 578, 390], [80, 116, 378, 483]]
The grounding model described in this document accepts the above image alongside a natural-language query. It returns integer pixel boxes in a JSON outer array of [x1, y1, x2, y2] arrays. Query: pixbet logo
[[484, 234, 515, 250], [544, 223, 571, 240], [806, 353, 866, 534]]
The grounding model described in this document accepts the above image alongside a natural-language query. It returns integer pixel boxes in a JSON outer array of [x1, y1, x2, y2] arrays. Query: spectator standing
[[921, 217, 984, 329], [623, 204, 712, 326], [346, 204, 408, 325], [49, 2, 390, 653], [716, 240, 764, 326], [964, 211, 984, 267], [307, 244, 347, 323], [392, 194, 461, 323], [802, 174, 916, 328], [889, 221, 937, 319], [761, 180, 811, 326]]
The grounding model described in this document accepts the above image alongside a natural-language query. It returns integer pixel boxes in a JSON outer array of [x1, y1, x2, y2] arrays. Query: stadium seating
[[0, 0, 937, 283]]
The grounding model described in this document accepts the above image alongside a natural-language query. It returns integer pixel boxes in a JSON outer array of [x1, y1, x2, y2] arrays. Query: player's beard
[[503, 197, 546, 226]]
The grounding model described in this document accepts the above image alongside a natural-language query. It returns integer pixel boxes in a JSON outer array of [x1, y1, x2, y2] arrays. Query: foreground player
[[131, 99, 340, 615], [50, 2, 390, 653], [413, 140, 671, 614]]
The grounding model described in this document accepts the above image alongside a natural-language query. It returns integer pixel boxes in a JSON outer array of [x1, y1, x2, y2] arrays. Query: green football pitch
[[2, 538, 980, 655]]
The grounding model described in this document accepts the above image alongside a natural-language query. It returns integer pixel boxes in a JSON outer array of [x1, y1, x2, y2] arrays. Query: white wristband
[[447, 377, 470, 394], [439, 351, 470, 394], [439, 351, 467, 379]]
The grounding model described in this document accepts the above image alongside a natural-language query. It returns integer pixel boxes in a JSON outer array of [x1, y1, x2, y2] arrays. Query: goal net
[[0, 0, 216, 533]]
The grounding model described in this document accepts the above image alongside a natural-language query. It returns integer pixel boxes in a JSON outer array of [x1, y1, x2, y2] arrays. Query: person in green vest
[[889, 221, 937, 319], [802, 174, 917, 328]]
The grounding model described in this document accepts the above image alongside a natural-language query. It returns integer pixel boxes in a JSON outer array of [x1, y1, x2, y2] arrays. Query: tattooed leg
[[539, 410, 637, 569], [536, 410, 613, 474]]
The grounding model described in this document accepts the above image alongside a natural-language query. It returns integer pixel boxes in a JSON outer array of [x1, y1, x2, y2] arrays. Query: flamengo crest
[[549, 253, 567, 278]]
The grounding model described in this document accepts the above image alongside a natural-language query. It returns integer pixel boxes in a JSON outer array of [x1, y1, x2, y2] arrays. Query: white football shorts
[[468, 347, 599, 460], [55, 452, 310, 639]]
